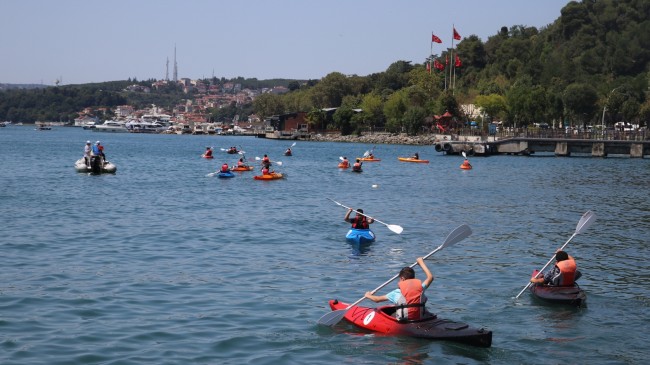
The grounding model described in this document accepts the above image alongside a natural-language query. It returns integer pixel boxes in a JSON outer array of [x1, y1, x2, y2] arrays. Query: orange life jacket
[[397, 279, 424, 320], [556, 258, 577, 286]]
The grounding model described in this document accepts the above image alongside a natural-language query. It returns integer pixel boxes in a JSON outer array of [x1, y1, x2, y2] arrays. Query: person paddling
[[339, 156, 350, 168], [344, 208, 374, 229], [461, 158, 472, 169], [220, 163, 230, 173], [530, 250, 582, 286], [412, 152, 420, 160], [352, 158, 362, 172], [364, 257, 434, 320]]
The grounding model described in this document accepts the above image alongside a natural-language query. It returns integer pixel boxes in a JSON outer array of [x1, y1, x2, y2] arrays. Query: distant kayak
[[202, 154, 214, 159], [358, 157, 380, 162], [398, 157, 429, 163], [338, 162, 350, 169], [217, 171, 235, 178], [231, 166, 254, 172], [253, 172, 284, 180]]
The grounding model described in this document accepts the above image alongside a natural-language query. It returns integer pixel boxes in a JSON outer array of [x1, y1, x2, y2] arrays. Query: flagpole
[[450, 24, 455, 92]]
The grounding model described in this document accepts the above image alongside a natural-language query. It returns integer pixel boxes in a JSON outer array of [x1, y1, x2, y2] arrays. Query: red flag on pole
[[431, 33, 442, 43], [434, 59, 445, 71], [455, 55, 462, 67], [453, 27, 461, 41]]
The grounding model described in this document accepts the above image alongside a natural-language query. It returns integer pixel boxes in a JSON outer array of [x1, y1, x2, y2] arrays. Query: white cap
[[86, 140, 91, 144], [95, 141, 101, 144]]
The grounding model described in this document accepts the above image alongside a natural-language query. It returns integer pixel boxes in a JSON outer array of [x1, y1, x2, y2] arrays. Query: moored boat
[[328, 300, 492, 348], [345, 228, 375, 245], [529, 270, 586, 307], [253, 172, 284, 180], [74, 157, 116, 174], [398, 157, 430, 163]]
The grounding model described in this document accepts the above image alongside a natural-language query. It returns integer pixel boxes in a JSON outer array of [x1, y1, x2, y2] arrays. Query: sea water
[[1, 126, 649, 364]]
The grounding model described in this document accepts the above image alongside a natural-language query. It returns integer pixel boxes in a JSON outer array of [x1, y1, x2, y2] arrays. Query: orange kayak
[[358, 157, 381, 162], [231, 166, 254, 172], [338, 162, 349, 168], [398, 157, 429, 163], [253, 172, 284, 180]]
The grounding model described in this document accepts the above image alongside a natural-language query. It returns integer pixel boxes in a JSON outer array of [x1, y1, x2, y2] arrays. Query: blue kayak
[[217, 171, 235, 178], [346, 228, 376, 245]]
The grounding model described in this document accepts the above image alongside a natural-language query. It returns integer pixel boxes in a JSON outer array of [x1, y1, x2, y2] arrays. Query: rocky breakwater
[[311, 133, 437, 145]]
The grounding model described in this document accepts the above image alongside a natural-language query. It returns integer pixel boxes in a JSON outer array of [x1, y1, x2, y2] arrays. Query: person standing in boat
[[83, 141, 92, 168], [92, 141, 104, 166], [364, 257, 434, 320], [530, 250, 582, 286], [344, 208, 374, 229]]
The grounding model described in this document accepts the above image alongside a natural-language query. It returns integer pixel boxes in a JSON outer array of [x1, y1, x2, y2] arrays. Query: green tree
[[562, 83, 599, 128]]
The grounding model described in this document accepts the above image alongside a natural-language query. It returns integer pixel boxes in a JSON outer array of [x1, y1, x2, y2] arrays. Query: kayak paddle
[[515, 210, 596, 299], [328, 198, 403, 234], [318, 224, 472, 326]]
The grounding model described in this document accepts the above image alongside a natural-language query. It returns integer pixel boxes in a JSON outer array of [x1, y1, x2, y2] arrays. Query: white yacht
[[93, 120, 128, 133]]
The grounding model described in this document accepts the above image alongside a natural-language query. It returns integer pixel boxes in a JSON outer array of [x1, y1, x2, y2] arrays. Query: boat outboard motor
[[90, 156, 102, 174]]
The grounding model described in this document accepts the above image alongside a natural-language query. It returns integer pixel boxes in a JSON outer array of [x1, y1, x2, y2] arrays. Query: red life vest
[[352, 215, 369, 229], [556, 258, 577, 286], [397, 279, 424, 320], [221, 164, 229, 172]]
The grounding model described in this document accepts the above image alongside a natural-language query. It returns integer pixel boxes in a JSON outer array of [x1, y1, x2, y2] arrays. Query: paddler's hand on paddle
[[364, 291, 387, 303]]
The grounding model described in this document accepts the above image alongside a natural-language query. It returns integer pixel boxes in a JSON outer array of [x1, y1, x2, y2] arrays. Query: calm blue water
[[1, 126, 649, 364]]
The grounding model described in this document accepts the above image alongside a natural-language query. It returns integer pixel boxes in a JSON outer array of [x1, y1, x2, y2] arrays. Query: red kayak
[[328, 299, 492, 348], [529, 270, 586, 307]]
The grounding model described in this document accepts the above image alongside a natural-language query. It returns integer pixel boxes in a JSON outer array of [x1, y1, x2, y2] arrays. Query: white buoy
[[372, 184, 378, 188]]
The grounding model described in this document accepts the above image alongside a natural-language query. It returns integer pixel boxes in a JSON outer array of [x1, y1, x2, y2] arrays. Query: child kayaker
[[364, 257, 434, 320]]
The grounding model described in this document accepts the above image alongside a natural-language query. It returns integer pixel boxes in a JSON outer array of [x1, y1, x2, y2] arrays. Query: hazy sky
[[1, 0, 571, 85]]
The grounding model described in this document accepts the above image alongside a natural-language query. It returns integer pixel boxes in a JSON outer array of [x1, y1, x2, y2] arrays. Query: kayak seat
[[382, 305, 437, 323]]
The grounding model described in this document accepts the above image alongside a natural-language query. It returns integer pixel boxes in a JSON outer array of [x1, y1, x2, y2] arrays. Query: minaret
[[173, 45, 178, 82], [165, 57, 169, 81]]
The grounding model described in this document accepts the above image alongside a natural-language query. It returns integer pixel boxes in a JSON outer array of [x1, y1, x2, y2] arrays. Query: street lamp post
[[601, 86, 623, 131]]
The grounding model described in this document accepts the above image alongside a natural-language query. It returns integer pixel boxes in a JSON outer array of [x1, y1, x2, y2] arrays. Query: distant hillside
[[0, 83, 49, 91]]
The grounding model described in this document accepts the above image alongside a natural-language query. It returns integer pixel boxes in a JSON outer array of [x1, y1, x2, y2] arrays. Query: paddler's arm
[[417, 257, 434, 288], [364, 291, 388, 303], [344, 208, 353, 222]]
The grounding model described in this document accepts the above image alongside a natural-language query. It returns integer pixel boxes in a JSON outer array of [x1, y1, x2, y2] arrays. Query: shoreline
[[308, 132, 439, 146]]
